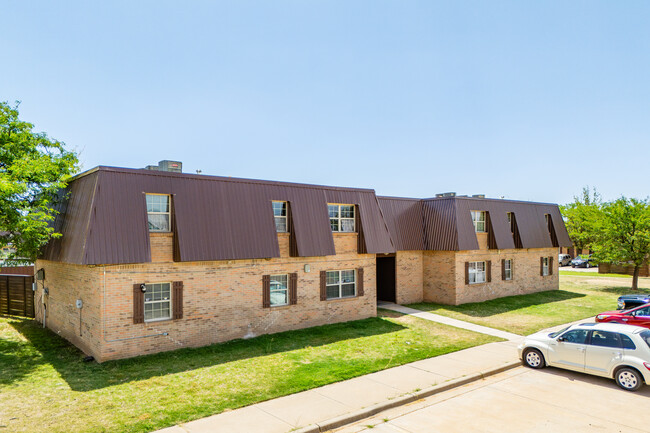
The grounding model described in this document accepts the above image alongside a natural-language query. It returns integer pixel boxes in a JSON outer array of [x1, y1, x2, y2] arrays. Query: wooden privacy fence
[[0, 274, 35, 318], [599, 263, 650, 277]]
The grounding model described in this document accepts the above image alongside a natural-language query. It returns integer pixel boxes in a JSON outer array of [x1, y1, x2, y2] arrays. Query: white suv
[[558, 254, 572, 266], [518, 322, 650, 391]]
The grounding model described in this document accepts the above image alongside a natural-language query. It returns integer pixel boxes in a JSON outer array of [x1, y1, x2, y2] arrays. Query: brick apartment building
[[34, 166, 571, 361]]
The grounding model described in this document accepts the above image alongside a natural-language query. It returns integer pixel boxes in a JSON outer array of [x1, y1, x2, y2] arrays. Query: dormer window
[[272, 201, 288, 233], [329, 204, 355, 232], [146, 194, 171, 232], [507, 212, 514, 233], [471, 210, 486, 233]]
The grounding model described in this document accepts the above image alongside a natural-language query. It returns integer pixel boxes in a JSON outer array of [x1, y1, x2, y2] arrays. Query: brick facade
[[35, 221, 562, 361], [394, 251, 424, 305], [36, 233, 375, 362], [33, 262, 103, 357], [419, 247, 558, 305]]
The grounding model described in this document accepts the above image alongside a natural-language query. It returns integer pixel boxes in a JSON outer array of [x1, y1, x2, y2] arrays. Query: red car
[[596, 303, 650, 329]]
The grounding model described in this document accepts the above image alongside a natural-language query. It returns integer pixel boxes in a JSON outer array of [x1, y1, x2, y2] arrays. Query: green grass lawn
[[0, 312, 499, 433], [558, 270, 632, 278], [408, 275, 650, 336]]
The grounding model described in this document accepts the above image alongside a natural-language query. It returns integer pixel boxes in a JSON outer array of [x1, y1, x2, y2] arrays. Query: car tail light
[[644, 362, 650, 371]]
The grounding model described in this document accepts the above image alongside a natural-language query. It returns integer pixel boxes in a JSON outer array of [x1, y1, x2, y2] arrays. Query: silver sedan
[[518, 322, 650, 391]]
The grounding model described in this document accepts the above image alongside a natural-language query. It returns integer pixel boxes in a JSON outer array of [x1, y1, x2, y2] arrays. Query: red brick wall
[[33, 262, 103, 358], [37, 233, 376, 362], [421, 247, 559, 305]]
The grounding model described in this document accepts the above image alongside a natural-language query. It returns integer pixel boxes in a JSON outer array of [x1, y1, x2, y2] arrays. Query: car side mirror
[[557, 336, 566, 342]]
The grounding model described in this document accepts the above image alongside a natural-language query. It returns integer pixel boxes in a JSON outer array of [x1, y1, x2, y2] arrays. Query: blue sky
[[2, 1, 648, 204]]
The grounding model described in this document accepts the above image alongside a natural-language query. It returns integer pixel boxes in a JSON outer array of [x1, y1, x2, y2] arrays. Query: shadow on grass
[[408, 290, 586, 318], [591, 286, 650, 296], [3, 316, 406, 392], [0, 317, 46, 385]]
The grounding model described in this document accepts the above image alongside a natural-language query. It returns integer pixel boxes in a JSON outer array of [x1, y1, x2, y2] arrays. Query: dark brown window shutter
[[289, 273, 298, 305], [549, 257, 554, 275], [262, 275, 271, 308], [320, 271, 327, 301], [133, 284, 144, 324], [501, 259, 506, 280], [486, 261, 492, 282], [172, 281, 183, 319], [486, 212, 497, 249], [465, 262, 470, 285], [356, 205, 367, 254], [357, 268, 364, 296], [540, 257, 544, 276], [288, 202, 300, 257]]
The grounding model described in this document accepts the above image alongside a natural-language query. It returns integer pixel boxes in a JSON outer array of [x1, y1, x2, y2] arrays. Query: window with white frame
[[504, 259, 513, 280], [326, 270, 356, 299], [269, 274, 289, 306], [146, 194, 171, 232], [328, 204, 355, 232], [542, 257, 550, 276], [144, 282, 171, 321], [468, 261, 486, 284], [471, 210, 486, 233], [272, 201, 288, 233]]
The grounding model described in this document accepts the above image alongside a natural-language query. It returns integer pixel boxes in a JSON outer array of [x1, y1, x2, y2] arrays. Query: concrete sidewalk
[[156, 339, 523, 433], [155, 311, 594, 433], [377, 302, 521, 341]]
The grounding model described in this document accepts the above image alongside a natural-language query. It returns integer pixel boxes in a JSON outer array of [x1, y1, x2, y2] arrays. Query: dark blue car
[[617, 294, 650, 310], [571, 257, 595, 268]]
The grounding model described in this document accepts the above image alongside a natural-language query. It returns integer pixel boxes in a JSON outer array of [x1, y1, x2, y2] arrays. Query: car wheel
[[586, 263, 591, 268], [523, 348, 545, 369], [615, 367, 643, 391]]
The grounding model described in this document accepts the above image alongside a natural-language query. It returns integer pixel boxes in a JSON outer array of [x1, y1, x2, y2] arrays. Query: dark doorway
[[376, 256, 396, 303]]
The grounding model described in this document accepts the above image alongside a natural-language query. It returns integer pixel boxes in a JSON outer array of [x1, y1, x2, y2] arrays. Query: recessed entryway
[[376, 256, 396, 303]]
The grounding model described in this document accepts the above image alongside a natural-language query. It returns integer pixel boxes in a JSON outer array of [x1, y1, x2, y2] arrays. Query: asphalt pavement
[[335, 365, 650, 433]]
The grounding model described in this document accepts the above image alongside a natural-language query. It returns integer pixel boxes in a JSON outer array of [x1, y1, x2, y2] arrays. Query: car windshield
[[641, 330, 650, 349], [548, 326, 571, 338]]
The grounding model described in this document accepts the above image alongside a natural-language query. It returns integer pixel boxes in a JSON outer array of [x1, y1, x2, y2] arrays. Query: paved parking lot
[[559, 265, 598, 273], [336, 366, 650, 433]]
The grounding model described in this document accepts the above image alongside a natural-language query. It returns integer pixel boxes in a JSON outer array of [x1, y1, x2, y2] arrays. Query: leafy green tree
[[595, 197, 650, 290], [560, 187, 602, 255], [0, 101, 79, 263]]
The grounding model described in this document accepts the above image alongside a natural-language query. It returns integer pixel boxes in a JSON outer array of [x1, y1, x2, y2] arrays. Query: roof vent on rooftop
[[435, 192, 456, 198], [472, 194, 485, 198], [145, 160, 182, 173]]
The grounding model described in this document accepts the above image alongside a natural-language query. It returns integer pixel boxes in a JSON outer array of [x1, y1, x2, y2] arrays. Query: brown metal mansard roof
[[378, 195, 571, 251], [42, 166, 571, 265], [42, 167, 395, 265]]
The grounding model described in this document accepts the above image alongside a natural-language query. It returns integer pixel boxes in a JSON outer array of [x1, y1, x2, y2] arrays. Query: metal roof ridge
[[376, 195, 423, 201], [76, 166, 378, 193], [68, 166, 101, 182], [423, 195, 560, 207]]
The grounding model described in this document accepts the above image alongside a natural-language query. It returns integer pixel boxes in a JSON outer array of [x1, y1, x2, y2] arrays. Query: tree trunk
[[632, 265, 640, 290]]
